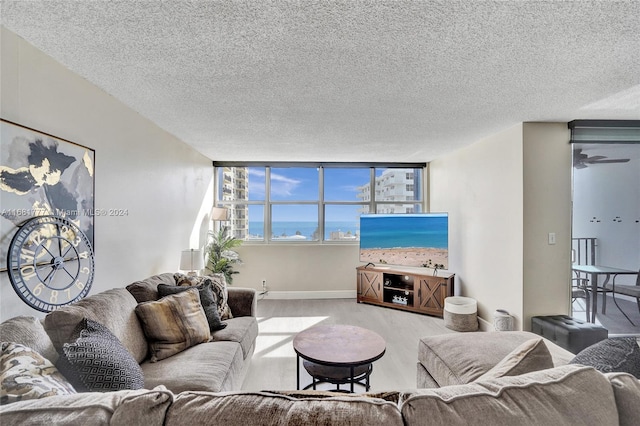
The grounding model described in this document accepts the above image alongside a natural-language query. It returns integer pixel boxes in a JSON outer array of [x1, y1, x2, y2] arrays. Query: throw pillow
[[55, 318, 144, 392], [135, 288, 211, 362], [174, 273, 233, 320], [475, 338, 553, 381], [1, 342, 76, 404], [208, 273, 233, 320], [570, 337, 640, 378], [173, 272, 203, 287], [158, 282, 227, 332]]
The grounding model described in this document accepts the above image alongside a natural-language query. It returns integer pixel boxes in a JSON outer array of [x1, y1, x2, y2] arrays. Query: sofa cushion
[[164, 391, 404, 426], [56, 319, 144, 392], [0, 386, 173, 425], [605, 372, 640, 426], [141, 340, 244, 393], [135, 289, 211, 362], [570, 337, 640, 378], [211, 316, 259, 359], [44, 288, 148, 364], [126, 273, 176, 303], [0, 316, 59, 363], [0, 342, 76, 404], [475, 338, 553, 381], [418, 331, 572, 387], [175, 273, 233, 320], [401, 365, 619, 426], [158, 282, 227, 332]]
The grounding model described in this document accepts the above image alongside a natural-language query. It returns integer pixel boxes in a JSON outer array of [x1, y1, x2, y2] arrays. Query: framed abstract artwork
[[1, 119, 95, 271]]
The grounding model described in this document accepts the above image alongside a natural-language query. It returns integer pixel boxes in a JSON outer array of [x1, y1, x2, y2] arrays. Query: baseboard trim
[[478, 316, 492, 331], [260, 290, 357, 300]]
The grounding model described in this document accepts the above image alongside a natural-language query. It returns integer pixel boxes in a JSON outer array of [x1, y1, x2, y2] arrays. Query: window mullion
[[319, 166, 324, 242], [369, 167, 376, 214], [265, 167, 271, 243]]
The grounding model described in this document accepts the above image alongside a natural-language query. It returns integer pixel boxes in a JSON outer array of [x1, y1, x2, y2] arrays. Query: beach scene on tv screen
[[359, 214, 448, 269]]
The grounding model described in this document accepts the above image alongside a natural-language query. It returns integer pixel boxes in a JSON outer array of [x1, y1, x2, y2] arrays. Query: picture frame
[[1, 119, 95, 271]]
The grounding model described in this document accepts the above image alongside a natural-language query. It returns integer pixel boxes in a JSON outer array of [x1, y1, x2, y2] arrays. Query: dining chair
[[571, 277, 590, 322], [603, 268, 640, 325]]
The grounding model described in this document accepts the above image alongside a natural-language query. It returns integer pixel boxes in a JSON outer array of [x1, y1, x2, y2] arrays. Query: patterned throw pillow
[[1, 342, 76, 404], [55, 318, 144, 392], [174, 273, 233, 320], [173, 272, 203, 287], [570, 337, 640, 378], [158, 282, 227, 332], [135, 288, 211, 362]]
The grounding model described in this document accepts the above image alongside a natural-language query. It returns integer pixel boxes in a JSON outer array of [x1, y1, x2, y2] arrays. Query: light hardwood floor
[[241, 298, 456, 392]]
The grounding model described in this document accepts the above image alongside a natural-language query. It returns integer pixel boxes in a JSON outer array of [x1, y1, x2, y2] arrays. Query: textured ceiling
[[2, 1, 639, 162]]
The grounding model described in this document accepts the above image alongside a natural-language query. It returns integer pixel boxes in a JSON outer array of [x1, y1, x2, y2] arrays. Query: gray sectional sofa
[[1, 273, 258, 395], [2, 274, 640, 425]]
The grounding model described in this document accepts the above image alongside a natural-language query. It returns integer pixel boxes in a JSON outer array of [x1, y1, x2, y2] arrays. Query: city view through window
[[216, 166, 423, 242]]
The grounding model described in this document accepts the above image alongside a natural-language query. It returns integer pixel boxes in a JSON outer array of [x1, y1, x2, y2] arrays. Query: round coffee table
[[293, 324, 386, 393]]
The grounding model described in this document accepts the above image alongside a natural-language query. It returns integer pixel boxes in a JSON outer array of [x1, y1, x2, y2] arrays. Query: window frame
[[214, 162, 427, 244]]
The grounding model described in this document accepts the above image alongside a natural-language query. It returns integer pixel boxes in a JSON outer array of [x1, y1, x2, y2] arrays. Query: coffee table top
[[293, 324, 386, 366]]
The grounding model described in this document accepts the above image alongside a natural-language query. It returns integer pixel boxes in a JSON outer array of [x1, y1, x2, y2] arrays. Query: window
[[215, 163, 425, 243]]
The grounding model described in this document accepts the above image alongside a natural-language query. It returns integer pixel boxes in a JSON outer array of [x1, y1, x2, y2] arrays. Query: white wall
[[430, 124, 525, 328], [1, 28, 213, 321], [429, 123, 572, 330], [522, 123, 572, 326], [233, 244, 358, 297]]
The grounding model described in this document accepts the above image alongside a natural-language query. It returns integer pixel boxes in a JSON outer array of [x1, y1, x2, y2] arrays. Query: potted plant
[[205, 225, 242, 284]]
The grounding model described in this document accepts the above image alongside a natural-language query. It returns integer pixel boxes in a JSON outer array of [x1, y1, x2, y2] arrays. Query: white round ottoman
[[444, 296, 478, 332]]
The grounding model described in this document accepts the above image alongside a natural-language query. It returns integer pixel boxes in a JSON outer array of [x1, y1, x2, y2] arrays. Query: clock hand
[[56, 223, 63, 256], [43, 268, 57, 287]]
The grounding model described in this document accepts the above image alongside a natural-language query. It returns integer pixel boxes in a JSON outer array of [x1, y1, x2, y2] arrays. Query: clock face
[[6, 215, 94, 312]]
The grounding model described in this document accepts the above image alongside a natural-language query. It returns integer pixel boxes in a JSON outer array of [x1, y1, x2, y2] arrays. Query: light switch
[[548, 232, 556, 245]]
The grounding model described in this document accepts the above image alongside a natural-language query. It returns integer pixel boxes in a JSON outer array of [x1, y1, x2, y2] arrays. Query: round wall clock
[[6, 215, 94, 312]]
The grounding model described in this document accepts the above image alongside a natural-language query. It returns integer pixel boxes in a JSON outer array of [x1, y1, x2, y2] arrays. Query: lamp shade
[[180, 249, 204, 272], [210, 206, 230, 221]]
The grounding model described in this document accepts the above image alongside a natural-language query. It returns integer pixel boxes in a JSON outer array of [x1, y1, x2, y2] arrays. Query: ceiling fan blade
[[573, 163, 588, 169], [589, 159, 630, 164], [583, 155, 607, 162]]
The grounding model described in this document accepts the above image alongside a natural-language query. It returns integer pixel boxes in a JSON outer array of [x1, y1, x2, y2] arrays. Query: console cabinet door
[[357, 270, 382, 302], [416, 276, 447, 316]]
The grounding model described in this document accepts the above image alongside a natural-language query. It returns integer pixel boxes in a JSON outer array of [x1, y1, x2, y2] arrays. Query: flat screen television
[[359, 213, 448, 269]]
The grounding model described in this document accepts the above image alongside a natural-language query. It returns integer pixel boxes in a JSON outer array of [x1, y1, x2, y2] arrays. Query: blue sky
[[247, 167, 370, 202]]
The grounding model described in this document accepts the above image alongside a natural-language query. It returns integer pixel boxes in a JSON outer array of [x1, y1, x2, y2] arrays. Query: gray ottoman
[[531, 315, 608, 354]]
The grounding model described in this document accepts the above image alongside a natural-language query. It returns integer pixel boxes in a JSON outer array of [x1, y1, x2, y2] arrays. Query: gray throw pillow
[[56, 318, 144, 392], [570, 337, 640, 378], [158, 282, 227, 332]]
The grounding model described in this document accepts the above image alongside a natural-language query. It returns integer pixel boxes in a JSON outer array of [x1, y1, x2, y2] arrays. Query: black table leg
[[350, 365, 355, 393], [296, 354, 300, 390]]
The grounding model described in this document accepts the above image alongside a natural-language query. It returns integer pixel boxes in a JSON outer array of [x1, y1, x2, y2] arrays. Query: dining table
[[571, 264, 639, 324]]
